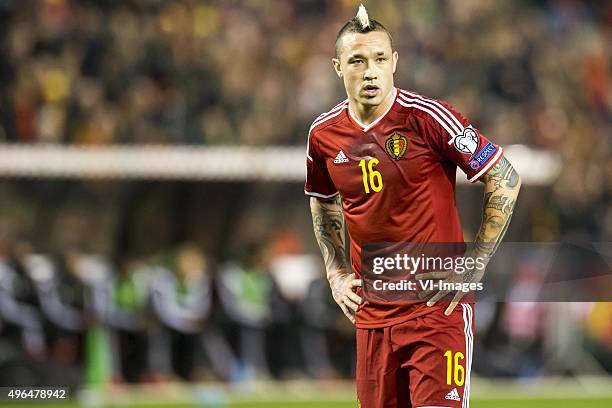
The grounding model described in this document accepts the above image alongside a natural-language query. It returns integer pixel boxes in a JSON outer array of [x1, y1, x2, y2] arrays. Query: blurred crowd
[[0, 235, 356, 387], [0, 0, 610, 389], [0, 0, 609, 146], [0, 0, 609, 241], [1, 235, 611, 388]]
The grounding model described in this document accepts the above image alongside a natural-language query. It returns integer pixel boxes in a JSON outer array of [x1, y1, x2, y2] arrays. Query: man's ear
[[332, 58, 343, 78], [392, 51, 398, 74]]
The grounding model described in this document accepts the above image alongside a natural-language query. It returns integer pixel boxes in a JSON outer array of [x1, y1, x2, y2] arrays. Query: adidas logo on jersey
[[445, 388, 461, 401], [333, 150, 349, 164]]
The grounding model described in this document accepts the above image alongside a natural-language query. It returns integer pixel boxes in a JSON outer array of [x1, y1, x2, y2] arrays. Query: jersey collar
[[347, 87, 398, 132]]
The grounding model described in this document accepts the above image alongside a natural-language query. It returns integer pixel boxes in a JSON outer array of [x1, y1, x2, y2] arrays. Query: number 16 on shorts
[[444, 350, 465, 386]]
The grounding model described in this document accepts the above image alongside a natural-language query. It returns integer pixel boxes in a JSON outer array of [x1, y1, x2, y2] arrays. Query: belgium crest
[[385, 134, 408, 160]]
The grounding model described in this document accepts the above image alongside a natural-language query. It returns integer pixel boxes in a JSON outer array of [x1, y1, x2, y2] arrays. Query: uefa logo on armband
[[454, 127, 479, 155], [469, 143, 497, 169]]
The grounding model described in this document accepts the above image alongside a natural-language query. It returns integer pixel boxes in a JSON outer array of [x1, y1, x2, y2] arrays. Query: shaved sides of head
[[335, 4, 393, 57]]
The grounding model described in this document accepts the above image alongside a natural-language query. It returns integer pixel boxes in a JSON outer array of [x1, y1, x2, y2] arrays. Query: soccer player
[[305, 5, 521, 408]]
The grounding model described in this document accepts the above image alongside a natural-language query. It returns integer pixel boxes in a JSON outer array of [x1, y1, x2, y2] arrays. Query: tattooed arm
[[310, 195, 362, 324], [473, 156, 522, 259], [418, 156, 521, 314]]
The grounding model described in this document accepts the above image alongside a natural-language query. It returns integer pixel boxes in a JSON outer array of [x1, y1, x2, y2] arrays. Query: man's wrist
[[466, 248, 492, 268], [327, 268, 349, 283]]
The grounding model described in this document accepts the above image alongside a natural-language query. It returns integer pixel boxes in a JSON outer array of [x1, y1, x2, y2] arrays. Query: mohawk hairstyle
[[335, 4, 393, 57]]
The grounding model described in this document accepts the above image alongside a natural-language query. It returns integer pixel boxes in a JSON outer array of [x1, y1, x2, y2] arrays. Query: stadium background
[[0, 0, 610, 407]]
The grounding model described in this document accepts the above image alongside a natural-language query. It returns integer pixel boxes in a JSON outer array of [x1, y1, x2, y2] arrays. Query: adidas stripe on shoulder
[[306, 100, 348, 161], [397, 89, 465, 143]]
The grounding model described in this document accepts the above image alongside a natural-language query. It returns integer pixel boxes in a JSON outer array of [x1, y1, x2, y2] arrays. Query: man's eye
[[351, 60, 363, 64], [377, 58, 387, 62]]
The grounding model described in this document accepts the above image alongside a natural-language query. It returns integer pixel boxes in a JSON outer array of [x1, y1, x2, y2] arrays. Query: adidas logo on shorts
[[333, 150, 349, 164], [445, 388, 461, 401]]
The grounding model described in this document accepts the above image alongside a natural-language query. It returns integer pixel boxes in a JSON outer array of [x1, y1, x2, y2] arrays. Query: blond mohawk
[[335, 4, 393, 56], [356, 4, 370, 29]]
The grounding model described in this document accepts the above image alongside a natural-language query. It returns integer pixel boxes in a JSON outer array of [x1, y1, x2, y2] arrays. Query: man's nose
[[364, 61, 377, 80]]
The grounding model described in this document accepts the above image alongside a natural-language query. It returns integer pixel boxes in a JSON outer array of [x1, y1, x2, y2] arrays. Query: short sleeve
[[304, 131, 338, 198], [426, 100, 504, 183]]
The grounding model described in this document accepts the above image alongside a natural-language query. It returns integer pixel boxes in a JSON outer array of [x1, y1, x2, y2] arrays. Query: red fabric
[[356, 305, 474, 408], [305, 88, 502, 328]]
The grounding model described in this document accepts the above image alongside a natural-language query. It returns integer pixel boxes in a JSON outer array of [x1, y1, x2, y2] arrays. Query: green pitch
[[4, 379, 612, 408], [474, 399, 612, 408]]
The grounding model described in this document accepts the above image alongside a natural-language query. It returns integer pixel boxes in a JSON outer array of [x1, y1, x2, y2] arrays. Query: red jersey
[[305, 88, 504, 328]]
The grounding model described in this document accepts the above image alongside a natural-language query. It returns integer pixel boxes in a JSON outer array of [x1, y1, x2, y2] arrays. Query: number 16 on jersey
[[444, 350, 465, 386], [358, 158, 383, 193]]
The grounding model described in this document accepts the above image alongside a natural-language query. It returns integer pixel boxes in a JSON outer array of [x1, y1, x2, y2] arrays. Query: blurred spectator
[[268, 228, 337, 378], [585, 302, 612, 373], [25, 252, 86, 366], [150, 243, 236, 381], [0, 240, 46, 361], [218, 243, 273, 379], [93, 258, 153, 383]]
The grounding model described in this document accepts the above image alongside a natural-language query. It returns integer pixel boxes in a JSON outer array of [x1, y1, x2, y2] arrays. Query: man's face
[[333, 31, 398, 108]]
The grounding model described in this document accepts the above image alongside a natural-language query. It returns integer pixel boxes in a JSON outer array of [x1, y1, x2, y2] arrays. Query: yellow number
[[358, 159, 370, 193], [444, 350, 465, 386], [368, 159, 383, 192], [358, 158, 383, 194], [444, 350, 452, 385], [455, 352, 465, 385]]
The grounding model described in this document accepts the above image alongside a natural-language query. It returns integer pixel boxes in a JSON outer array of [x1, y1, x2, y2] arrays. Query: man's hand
[[329, 272, 362, 324], [415, 259, 486, 316]]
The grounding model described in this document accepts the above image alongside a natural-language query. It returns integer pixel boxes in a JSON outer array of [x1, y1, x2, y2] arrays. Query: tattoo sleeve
[[473, 156, 521, 260], [310, 195, 347, 281]]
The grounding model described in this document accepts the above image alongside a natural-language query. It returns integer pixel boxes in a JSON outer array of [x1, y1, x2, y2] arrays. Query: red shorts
[[356, 304, 474, 408]]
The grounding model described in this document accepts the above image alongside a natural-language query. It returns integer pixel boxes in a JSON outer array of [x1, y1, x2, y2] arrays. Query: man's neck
[[349, 88, 396, 127]]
